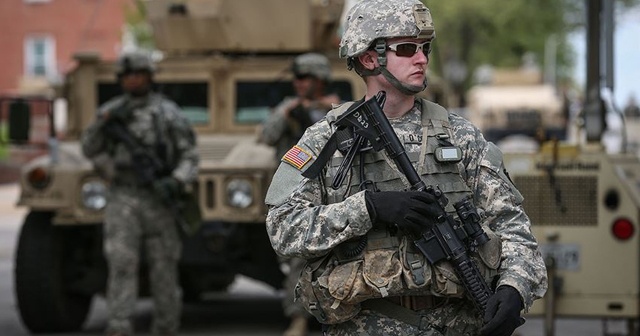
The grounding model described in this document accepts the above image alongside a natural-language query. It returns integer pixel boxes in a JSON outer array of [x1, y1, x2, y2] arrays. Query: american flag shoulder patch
[[282, 145, 312, 170]]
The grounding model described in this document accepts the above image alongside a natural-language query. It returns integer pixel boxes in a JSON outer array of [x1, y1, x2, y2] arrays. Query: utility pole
[[583, 0, 614, 143]]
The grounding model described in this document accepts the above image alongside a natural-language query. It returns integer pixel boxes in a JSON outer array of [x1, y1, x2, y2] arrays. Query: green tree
[[123, 0, 154, 50], [424, 0, 639, 105]]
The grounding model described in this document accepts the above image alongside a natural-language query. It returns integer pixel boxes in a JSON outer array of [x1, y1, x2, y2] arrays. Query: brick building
[[0, 0, 133, 95]]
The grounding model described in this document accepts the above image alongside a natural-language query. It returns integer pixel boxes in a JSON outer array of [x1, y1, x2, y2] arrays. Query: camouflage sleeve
[[80, 118, 108, 159], [80, 99, 121, 159], [453, 116, 547, 311], [265, 120, 373, 259], [259, 97, 296, 146], [165, 101, 199, 184]]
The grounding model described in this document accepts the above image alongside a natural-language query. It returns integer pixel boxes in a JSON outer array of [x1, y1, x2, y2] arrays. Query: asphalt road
[[0, 183, 630, 336]]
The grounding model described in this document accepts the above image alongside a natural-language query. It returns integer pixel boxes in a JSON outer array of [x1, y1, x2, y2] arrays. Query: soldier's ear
[[358, 51, 377, 70]]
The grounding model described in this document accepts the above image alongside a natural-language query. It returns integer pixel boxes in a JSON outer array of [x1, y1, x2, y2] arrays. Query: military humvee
[[466, 68, 567, 143], [5, 0, 369, 332], [503, 1, 640, 334]]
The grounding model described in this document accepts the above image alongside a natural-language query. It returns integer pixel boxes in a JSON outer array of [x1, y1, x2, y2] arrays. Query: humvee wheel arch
[[15, 211, 96, 333]]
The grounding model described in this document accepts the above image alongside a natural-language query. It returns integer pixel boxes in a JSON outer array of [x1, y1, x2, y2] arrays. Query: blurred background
[[1, 0, 640, 335]]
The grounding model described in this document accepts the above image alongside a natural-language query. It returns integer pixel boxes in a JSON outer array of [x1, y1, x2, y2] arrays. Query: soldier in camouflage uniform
[[260, 53, 341, 160], [260, 53, 341, 336], [81, 51, 199, 336], [265, 1, 547, 335]]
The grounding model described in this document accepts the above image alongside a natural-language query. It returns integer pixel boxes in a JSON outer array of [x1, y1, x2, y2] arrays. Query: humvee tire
[[15, 211, 93, 333]]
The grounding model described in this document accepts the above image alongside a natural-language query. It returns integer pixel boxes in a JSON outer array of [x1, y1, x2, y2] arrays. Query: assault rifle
[[103, 119, 167, 186], [330, 91, 494, 314], [102, 116, 201, 236]]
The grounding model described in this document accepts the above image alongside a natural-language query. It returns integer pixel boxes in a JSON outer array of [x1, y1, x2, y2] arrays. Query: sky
[[571, 6, 640, 108]]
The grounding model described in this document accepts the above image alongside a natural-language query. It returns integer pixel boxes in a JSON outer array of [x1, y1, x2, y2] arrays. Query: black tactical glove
[[153, 176, 182, 202], [479, 285, 524, 336], [364, 190, 442, 235]]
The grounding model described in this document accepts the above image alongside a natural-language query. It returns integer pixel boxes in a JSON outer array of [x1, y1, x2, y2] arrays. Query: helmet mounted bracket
[[413, 4, 435, 40]]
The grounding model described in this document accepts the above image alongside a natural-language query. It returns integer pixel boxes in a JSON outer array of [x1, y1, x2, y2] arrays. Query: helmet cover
[[292, 53, 332, 81], [339, 0, 435, 58]]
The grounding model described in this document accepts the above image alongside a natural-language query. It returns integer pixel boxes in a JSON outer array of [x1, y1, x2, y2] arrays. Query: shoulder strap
[[301, 100, 359, 179], [419, 98, 449, 129], [417, 99, 456, 175], [325, 101, 357, 124]]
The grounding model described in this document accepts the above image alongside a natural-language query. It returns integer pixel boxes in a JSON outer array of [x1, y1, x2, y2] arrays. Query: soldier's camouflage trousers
[[104, 187, 182, 335]]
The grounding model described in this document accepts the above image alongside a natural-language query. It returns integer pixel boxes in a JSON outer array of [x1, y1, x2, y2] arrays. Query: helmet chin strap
[[380, 67, 427, 95]]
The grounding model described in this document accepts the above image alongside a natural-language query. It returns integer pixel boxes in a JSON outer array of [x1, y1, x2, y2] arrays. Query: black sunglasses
[[387, 41, 432, 57]]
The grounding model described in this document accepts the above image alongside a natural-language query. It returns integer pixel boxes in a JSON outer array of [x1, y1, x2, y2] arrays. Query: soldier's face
[[384, 37, 429, 88], [120, 71, 152, 96], [293, 75, 319, 100]]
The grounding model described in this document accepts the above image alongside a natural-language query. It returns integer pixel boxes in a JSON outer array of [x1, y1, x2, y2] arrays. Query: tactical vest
[[295, 99, 502, 324], [110, 94, 176, 186]]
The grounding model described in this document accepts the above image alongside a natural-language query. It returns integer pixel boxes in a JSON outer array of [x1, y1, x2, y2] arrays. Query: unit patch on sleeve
[[282, 145, 312, 170]]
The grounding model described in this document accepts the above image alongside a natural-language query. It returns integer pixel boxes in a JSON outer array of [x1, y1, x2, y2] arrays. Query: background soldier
[[81, 51, 199, 336], [265, 1, 547, 335], [259, 53, 341, 336], [260, 53, 341, 159]]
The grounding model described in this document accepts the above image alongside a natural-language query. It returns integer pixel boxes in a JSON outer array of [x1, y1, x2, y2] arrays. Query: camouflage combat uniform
[[265, 100, 547, 335], [82, 93, 199, 336], [267, 1, 546, 334], [261, 96, 328, 321], [259, 53, 338, 332], [260, 96, 326, 160]]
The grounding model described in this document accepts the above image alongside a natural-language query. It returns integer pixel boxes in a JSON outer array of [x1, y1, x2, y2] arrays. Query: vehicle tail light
[[611, 218, 634, 240]]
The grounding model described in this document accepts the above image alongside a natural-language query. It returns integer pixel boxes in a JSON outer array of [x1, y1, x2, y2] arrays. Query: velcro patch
[[282, 145, 312, 170]]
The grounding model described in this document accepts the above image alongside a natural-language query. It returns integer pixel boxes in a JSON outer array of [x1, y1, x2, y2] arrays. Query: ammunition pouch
[[295, 227, 501, 324]]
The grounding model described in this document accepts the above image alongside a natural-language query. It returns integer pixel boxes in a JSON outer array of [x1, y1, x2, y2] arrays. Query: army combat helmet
[[116, 50, 156, 79], [339, 0, 435, 95], [291, 53, 332, 82]]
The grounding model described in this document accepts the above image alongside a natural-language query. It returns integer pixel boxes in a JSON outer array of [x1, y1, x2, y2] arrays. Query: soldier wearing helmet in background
[[260, 53, 341, 160], [81, 51, 199, 336], [265, 0, 547, 335], [260, 52, 341, 336]]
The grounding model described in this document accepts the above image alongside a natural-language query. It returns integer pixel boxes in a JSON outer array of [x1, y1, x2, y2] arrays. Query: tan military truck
[[4, 0, 367, 332], [503, 1, 640, 334], [466, 68, 567, 143]]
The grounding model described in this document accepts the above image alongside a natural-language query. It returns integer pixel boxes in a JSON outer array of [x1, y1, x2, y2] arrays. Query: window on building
[[24, 36, 56, 78], [24, 0, 52, 4]]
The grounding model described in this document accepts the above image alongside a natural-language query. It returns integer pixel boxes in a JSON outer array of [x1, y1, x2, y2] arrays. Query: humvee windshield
[[235, 80, 355, 124], [98, 80, 355, 126], [98, 82, 209, 125]]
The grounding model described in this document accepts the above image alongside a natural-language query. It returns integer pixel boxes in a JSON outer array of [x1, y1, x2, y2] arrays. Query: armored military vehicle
[[505, 1, 640, 334], [466, 68, 567, 143], [4, 0, 369, 332]]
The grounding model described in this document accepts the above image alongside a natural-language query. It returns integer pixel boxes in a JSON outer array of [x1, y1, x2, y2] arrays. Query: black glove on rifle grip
[[364, 190, 441, 235]]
